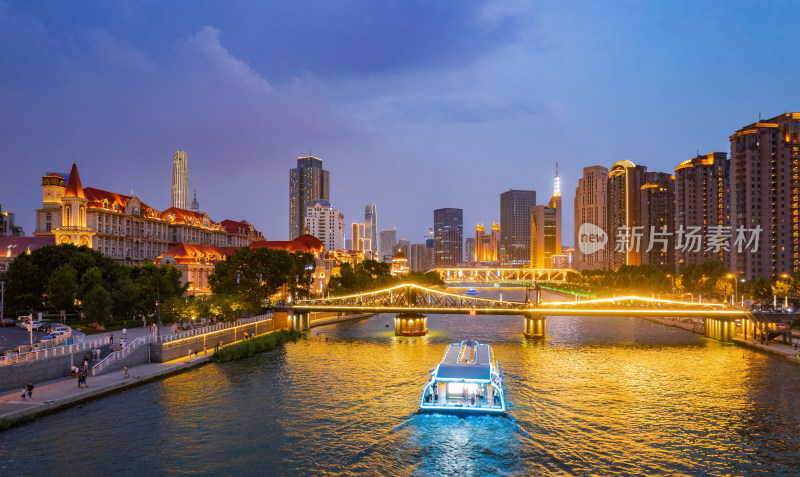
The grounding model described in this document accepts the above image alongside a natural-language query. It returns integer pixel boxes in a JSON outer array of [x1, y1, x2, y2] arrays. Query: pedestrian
[[204, 343, 207, 356], [124, 364, 129, 380], [83, 359, 88, 371], [216, 340, 221, 352], [109, 331, 114, 346], [26, 381, 34, 400], [194, 349, 198, 360], [21, 387, 26, 400], [96, 347, 101, 360], [188, 349, 192, 361], [122, 327, 127, 340]]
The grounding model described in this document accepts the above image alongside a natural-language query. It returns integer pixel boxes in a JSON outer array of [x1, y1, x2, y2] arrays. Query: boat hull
[[418, 402, 507, 416]]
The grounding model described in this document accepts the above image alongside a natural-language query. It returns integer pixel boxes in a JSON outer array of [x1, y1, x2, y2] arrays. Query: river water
[[2, 289, 800, 476]]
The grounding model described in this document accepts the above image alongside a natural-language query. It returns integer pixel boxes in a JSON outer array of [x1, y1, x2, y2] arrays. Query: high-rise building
[[500, 190, 536, 266], [380, 227, 397, 262], [573, 165, 608, 271], [425, 237, 436, 270], [304, 200, 344, 252], [433, 208, 463, 268], [674, 153, 729, 270], [410, 243, 428, 272], [607, 160, 646, 269], [398, 238, 411, 261], [730, 113, 800, 279], [474, 223, 500, 262], [464, 238, 475, 264], [531, 169, 562, 268], [639, 171, 675, 269], [351, 222, 366, 251], [0, 204, 24, 237], [289, 156, 330, 239], [364, 204, 377, 257], [171, 151, 189, 210]]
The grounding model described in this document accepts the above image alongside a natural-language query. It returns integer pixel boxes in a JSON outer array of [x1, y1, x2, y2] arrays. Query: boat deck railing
[[421, 392, 503, 410]]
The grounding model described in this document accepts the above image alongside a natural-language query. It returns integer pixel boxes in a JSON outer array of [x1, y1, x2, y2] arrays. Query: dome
[[393, 250, 407, 261], [608, 159, 636, 178], [293, 234, 325, 253]]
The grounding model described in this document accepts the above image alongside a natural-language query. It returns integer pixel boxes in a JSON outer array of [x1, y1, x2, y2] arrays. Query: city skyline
[[2, 2, 800, 244]]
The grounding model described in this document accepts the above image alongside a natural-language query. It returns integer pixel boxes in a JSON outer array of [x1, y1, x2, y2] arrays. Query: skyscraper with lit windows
[[289, 156, 329, 239], [171, 151, 189, 210]]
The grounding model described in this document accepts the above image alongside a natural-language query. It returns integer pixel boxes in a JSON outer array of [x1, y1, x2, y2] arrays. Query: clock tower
[[53, 163, 95, 248]]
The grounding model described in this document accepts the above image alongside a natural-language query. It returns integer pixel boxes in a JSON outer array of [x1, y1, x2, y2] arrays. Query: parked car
[[22, 320, 46, 331], [49, 330, 67, 340], [38, 335, 54, 345], [0, 318, 15, 327]]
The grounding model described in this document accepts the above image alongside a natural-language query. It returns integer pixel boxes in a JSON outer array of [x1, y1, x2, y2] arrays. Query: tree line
[[577, 259, 794, 303], [1, 244, 185, 324]]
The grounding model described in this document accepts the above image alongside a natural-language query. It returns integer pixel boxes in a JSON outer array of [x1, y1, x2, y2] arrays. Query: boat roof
[[436, 341, 492, 381]]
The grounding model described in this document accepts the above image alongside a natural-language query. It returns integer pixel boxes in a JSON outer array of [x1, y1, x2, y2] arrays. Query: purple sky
[[2, 1, 799, 245]]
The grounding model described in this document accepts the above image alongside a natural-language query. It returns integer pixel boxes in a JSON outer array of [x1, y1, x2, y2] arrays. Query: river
[[2, 289, 800, 476]]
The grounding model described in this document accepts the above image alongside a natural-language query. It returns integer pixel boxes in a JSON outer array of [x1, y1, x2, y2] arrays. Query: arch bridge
[[432, 267, 581, 284], [294, 284, 745, 341]]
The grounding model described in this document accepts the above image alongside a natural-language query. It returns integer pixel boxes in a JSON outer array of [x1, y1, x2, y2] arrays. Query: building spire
[[553, 161, 561, 197], [64, 162, 85, 199]]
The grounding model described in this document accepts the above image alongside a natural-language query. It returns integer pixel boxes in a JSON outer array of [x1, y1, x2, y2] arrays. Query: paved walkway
[[0, 329, 247, 425], [643, 315, 800, 364]]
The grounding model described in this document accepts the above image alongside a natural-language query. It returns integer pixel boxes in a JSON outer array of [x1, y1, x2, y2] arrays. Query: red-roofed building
[[34, 164, 266, 266], [155, 235, 327, 295], [221, 219, 266, 247]]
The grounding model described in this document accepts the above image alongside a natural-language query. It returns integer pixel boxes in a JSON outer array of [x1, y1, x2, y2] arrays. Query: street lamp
[[780, 273, 790, 309], [666, 274, 674, 294], [727, 274, 738, 307]]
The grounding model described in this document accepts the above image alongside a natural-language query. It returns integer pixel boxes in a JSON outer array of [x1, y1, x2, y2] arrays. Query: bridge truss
[[295, 284, 745, 318], [432, 267, 581, 284]]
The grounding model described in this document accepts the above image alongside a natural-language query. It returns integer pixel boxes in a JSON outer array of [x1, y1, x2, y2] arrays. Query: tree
[[712, 278, 733, 300], [208, 247, 312, 314], [83, 284, 111, 325], [773, 280, 792, 300], [47, 264, 78, 312], [750, 278, 774, 303]]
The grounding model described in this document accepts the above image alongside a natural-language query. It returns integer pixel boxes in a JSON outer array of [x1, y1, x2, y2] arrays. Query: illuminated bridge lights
[[296, 284, 744, 318], [432, 268, 581, 283]]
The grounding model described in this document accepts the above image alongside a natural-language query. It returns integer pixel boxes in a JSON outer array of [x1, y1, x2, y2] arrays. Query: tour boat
[[419, 340, 506, 415]]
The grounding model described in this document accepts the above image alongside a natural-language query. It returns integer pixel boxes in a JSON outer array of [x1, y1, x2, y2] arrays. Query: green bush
[[213, 329, 303, 362]]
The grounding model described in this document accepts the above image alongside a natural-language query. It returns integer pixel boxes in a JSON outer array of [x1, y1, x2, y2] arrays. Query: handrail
[[91, 336, 150, 376], [1, 313, 274, 367]]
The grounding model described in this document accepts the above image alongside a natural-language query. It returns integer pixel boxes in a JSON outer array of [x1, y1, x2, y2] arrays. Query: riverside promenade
[[0, 324, 276, 427], [643, 315, 800, 364]]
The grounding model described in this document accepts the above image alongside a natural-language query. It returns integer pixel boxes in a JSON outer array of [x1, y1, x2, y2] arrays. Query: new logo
[[578, 223, 607, 255]]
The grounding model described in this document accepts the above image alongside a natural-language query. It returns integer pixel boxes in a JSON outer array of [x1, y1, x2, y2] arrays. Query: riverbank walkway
[[0, 326, 251, 426], [644, 315, 800, 364]]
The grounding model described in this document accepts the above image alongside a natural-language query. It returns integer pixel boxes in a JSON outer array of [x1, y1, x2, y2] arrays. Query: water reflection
[[1, 288, 800, 475]]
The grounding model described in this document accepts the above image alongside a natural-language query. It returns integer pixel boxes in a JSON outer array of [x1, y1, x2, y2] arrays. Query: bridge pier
[[704, 317, 734, 342], [523, 313, 546, 339], [395, 313, 428, 336], [291, 312, 310, 332]]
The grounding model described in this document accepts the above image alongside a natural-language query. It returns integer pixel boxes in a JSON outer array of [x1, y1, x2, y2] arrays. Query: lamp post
[[726, 274, 739, 307], [0, 280, 4, 323], [666, 274, 674, 295], [156, 285, 161, 337], [780, 273, 790, 309]]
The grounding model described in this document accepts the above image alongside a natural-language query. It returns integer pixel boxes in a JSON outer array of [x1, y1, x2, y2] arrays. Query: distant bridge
[[432, 267, 580, 284], [294, 284, 745, 340]]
